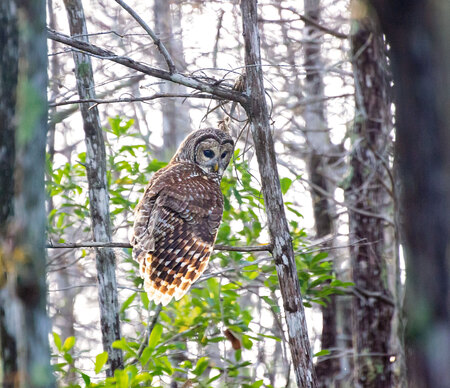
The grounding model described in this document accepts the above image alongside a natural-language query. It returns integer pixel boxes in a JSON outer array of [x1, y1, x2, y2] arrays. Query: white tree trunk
[[240, 1, 317, 386], [64, 0, 123, 375]]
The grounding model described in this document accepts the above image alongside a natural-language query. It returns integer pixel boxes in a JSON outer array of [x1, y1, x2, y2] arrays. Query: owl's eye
[[221, 151, 228, 159], [203, 149, 215, 158]]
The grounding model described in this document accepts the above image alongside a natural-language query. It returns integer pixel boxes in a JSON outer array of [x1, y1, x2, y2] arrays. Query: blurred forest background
[[1, 0, 449, 387]]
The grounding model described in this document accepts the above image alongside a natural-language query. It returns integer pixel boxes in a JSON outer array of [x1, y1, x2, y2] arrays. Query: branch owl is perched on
[[131, 128, 234, 306]]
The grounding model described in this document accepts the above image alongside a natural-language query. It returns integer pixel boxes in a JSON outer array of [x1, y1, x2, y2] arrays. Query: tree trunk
[[302, 1, 339, 385], [0, 0, 55, 386], [240, 1, 317, 387], [369, 1, 450, 387], [63, 0, 123, 375], [347, 2, 394, 386], [154, 0, 190, 156], [0, 1, 17, 226]]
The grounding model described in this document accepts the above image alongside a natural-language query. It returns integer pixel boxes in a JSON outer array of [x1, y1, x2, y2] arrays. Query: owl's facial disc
[[195, 139, 233, 176]]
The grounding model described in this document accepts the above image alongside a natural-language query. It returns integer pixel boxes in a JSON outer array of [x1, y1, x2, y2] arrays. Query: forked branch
[[114, 0, 176, 73], [47, 29, 248, 105]]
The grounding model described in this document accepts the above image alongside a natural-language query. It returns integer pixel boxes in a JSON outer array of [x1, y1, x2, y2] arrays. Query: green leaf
[[80, 372, 91, 385], [140, 292, 149, 310], [107, 116, 127, 136], [132, 371, 152, 385], [63, 353, 73, 364], [56, 213, 65, 229], [310, 251, 328, 265], [114, 368, 129, 386], [120, 293, 136, 314], [156, 355, 173, 375], [179, 360, 192, 370], [53, 332, 62, 352], [95, 351, 108, 374], [257, 333, 281, 342], [112, 338, 129, 350], [147, 159, 167, 172], [207, 277, 219, 300], [235, 349, 242, 362], [140, 347, 152, 366], [314, 349, 331, 357], [52, 362, 68, 372], [192, 357, 209, 376], [330, 279, 354, 288], [243, 380, 264, 388], [148, 323, 163, 350], [280, 177, 293, 195], [242, 335, 253, 350], [206, 373, 222, 384], [62, 336, 76, 352]]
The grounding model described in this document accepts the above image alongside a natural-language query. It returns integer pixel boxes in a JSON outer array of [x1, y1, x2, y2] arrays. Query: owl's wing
[[131, 167, 168, 261], [132, 163, 224, 306]]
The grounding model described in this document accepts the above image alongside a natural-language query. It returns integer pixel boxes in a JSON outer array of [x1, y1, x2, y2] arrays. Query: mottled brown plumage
[[131, 128, 234, 305]]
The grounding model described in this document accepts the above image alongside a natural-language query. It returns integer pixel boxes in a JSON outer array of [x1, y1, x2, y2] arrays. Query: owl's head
[[172, 128, 234, 177]]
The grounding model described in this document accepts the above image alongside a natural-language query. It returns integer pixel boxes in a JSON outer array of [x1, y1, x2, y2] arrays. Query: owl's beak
[[213, 163, 219, 172]]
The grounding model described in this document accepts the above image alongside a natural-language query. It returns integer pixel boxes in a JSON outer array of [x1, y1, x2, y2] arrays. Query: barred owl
[[131, 128, 234, 306]]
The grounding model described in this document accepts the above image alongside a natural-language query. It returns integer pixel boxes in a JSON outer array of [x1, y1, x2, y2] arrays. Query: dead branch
[[49, 92, 226, 107], [46, 241, 273, 253], [114, 0, 175, 73], [47, 28, 248, 105]]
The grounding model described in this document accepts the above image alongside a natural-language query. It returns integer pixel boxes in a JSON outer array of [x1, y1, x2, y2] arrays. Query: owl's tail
[[139, 240, 213, 306]]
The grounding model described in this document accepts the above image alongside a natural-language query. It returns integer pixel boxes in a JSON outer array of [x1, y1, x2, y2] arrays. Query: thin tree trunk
[[0, 0, 54, 386], [347, 3, 394, 386], [240, 1, 317, 387], [154, 0, 190, 156], [302, 1, 339, 385], [63, 0, 123, 375], [369, 1, 450, 387]]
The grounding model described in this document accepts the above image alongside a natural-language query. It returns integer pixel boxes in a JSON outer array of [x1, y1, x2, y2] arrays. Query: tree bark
[[0, 1, 19, 384], [0, 0, 55, 386], [347, 3, 394, 386], [63, 0, 123, 375], [0, 1, 17, 227], [154, 0, 190, 155], [240, 1, 317, 387], [369, 1, 450, 387], [302, 1, 339, 385]]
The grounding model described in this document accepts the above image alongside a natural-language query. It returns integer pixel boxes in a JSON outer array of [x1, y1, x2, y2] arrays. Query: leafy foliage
[[48, 116, 351, 387]]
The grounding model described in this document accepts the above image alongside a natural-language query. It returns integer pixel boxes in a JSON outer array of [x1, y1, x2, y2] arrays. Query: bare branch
[[212, 9, 225, 68], [47, 28, 248, 105], [114, 0, 176, 73], [49, 92, 226, 107], [352, 286, 395, 307], [275, 5, 348, 39], [46, 241, 273, 253]]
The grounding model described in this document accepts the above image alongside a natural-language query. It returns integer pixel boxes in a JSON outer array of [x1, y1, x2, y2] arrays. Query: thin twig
[[212, 10, 225, 69], [49, 92, 226, 107], [134, 304, 163, 361], [115, 0, 176, 73], [46, 240, 273, 253], [157, 324, 202, 348], [274, 5, 348, 40], [47, 28, 248, 105], [352, 286, 395, 307]]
